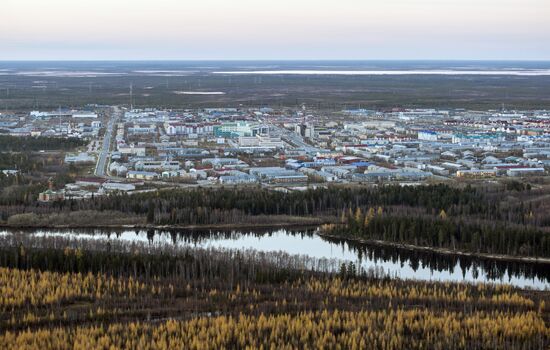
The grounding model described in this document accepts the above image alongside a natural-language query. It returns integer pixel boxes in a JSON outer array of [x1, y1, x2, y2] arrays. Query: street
[[95, 106, 120, 176]]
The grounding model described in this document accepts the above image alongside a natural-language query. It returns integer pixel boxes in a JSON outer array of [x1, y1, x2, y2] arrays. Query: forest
[[2, 183, 550, 259], [0, 233, 547, 349], [0, 182, 527, 218], [0, 136, 85, 152], [0, 135, 86, 210], [322, 208, 550, 258]]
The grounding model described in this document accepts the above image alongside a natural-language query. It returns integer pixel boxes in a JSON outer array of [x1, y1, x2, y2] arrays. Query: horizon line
[[1, 59, 550, 62]]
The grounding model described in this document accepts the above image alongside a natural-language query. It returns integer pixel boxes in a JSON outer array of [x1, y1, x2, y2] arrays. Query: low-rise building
[[248, 167, 308, 183], [456, 169, 498, 178], [506, 168, 545, 177], [65, 152, 96, 164], [72, 112, 98, 119], [102, 182, 136, 192], [135, 160, 180, 171], [1, 170, 19, 176], [127, 171, 158, 180], [418, 130, 438, 141], [202, 158, 246, 169], [75, 177, 107, 187], [38, 179, 65, 202], [119, 145, 147, 157], [219, 173, 258, 184]]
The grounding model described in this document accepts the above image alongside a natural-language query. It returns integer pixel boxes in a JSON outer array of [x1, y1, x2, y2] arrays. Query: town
[[2, 0, 550, 345], [1, 105, 549, 201]]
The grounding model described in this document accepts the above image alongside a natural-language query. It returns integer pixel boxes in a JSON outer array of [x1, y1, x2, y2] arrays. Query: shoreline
[[0, 220, 325, 232], [318, 232, 550, 265], [1, 220, 548, 265]]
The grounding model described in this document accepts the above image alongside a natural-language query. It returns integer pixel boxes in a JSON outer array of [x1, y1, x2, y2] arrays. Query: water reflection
[[323, 236, 549, 288], [2, 227, 549, 289]]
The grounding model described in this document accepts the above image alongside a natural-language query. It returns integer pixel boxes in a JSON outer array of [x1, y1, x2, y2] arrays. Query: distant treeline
[[43, 184, 544, 225], [0, 184, 483, 224], [63, 184, 490, 224], [1, 183, 547, 227], [325, 209, 550, 258], [0, 136, 85, 152]]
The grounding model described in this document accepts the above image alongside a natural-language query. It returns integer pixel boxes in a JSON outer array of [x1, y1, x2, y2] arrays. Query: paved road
[[95, 107, 120, 176], [269, 123, 322, 153]]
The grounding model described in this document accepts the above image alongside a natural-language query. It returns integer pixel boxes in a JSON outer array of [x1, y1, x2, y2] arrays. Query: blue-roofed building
[[350, 161, 372, 167], [418, 130, 438, 141]]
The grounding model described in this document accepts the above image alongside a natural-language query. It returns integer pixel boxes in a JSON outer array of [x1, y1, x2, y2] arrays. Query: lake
[[1, 227, 548, 289]]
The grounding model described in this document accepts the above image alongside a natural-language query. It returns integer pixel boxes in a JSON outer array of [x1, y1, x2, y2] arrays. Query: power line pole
[[130, 83, 133, 110]]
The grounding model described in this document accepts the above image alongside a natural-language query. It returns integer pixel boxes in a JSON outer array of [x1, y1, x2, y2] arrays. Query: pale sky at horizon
[[1, 0, 549, 60]]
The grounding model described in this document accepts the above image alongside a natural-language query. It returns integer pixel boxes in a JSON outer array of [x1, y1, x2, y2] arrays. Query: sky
[[1, 0, 549, 60]]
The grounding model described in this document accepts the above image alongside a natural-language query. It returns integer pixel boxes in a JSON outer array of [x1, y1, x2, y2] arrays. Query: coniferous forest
[[0, 233, 547, 349], [3, 183, 550, 258], [0, 136, 86, 152], [1, 183, 550, 348]]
